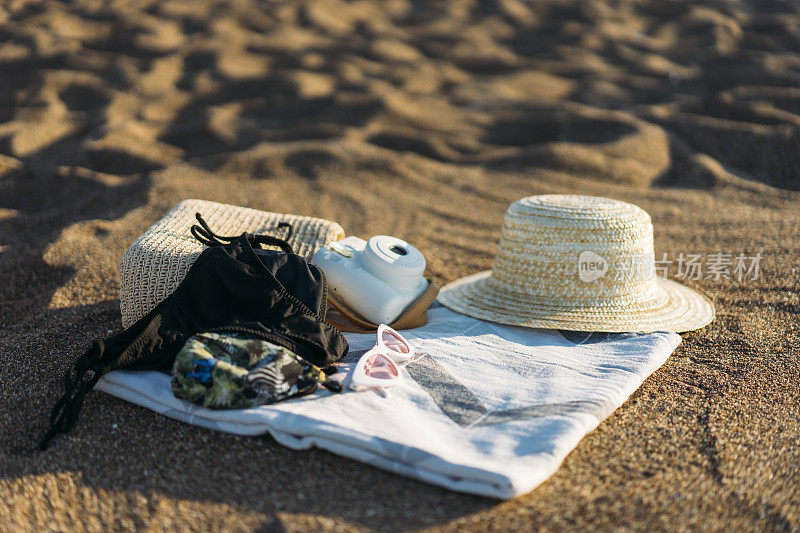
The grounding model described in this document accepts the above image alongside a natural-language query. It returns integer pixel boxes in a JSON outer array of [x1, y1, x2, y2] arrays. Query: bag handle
[[326, 278, 439, 333]]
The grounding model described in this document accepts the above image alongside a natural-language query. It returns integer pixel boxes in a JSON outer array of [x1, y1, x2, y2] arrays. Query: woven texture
[[119, 199, 345, 328], [439, 194, 715, 332]]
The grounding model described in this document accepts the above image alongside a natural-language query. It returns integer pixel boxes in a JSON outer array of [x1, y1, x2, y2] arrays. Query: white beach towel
[[96, 304, 681, 499]]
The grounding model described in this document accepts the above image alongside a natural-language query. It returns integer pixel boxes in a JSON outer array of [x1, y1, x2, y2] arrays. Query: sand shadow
[[0, 145, 152, 327], [161, 60, 382, 166]]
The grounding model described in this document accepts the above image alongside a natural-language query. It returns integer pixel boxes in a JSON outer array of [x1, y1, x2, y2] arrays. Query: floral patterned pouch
[[171, 332, 341, 409]]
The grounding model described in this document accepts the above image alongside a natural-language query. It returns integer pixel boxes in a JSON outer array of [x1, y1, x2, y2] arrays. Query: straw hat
[[438, 195, 714, 332]]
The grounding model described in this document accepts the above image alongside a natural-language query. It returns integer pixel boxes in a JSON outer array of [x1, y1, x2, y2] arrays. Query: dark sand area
[[1, 0, 799, 530]]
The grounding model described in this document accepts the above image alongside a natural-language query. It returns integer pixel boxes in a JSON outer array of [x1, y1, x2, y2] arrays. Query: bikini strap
[[191, 212, 295, 254]]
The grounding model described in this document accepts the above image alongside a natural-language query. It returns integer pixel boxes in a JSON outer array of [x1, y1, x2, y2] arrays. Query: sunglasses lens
[[363, 353, 398, 379], [382, 329, 410, 354]]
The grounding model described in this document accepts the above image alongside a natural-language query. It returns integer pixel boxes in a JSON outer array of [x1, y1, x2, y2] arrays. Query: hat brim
[[437, 271, 715, 333]]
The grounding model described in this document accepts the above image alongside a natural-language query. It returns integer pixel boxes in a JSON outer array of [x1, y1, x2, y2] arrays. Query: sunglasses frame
[[350, 349, 402, 389], [375, 324, 415, 363], [349, 324, 414, 391]]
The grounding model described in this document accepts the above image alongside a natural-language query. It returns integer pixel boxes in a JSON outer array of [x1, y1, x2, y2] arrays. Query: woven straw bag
[[119, 199, 345, 328]]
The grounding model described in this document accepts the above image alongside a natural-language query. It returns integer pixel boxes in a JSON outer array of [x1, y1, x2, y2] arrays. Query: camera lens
[[389, 245, 408, 256]]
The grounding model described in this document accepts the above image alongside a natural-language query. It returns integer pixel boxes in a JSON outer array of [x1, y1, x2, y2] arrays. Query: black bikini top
[[40, 214, 348, 449]]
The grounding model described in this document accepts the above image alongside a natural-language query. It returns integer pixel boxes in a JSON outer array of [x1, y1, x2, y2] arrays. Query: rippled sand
[[1, 0, 799, 530]]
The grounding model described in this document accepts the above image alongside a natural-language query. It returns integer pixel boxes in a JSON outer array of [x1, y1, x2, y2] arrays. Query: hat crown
[[509, 194, 652, 227], [490, 195, 659, 307]]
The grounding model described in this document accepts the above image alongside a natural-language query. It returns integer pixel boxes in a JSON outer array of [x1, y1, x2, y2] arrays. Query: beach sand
[[1, 0, 799, 530]]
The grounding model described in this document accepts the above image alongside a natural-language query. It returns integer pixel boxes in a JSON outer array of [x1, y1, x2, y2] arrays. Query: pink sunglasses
[[349, 324, 414, 394]]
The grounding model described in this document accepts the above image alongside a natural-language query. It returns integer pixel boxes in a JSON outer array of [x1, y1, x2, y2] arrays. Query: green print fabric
[[171, 332, 328, 409]]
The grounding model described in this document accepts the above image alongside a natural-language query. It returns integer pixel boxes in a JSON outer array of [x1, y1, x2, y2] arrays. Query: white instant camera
[[312, 236, 429, 324]]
